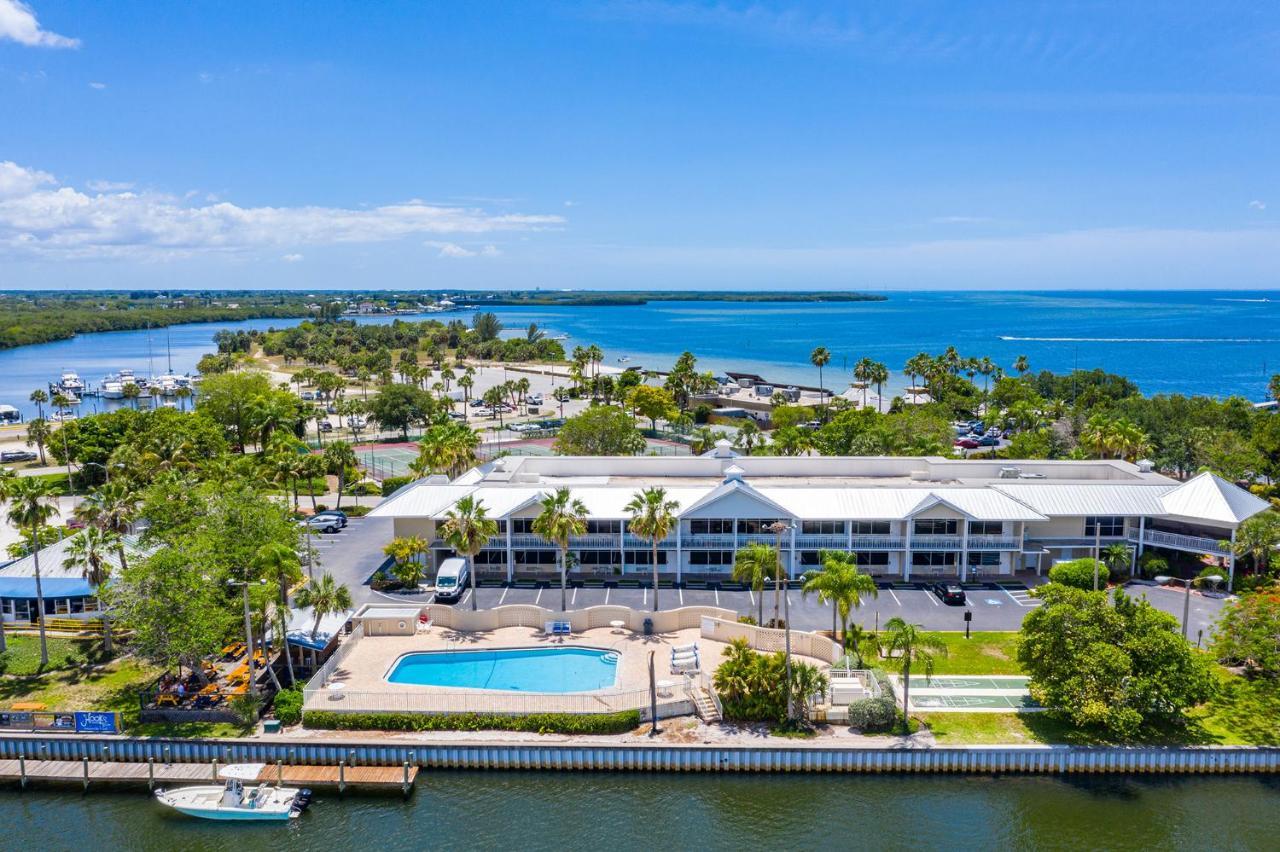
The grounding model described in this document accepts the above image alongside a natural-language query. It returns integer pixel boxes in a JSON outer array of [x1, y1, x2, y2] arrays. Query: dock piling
[[82, 757, 89, 791], [276, 760, 283, 788], [403, 761, 411, 796], [18, 754, 26, 789], [148, 758, 155, 791], [211, 759, 218, 781], [338, 760, 346, 794]]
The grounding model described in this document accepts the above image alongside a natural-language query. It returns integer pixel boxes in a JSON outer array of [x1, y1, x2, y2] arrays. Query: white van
[[434, 557, 469, 603]]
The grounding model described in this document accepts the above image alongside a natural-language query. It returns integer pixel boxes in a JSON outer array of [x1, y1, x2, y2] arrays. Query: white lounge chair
[[671, 643, 698, 655], [670, 648, 700, 673]]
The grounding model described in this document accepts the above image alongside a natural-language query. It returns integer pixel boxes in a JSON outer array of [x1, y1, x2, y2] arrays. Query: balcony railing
[[1129, 529, 1231, 557], [851, 536, 906, 550], [967, 536, 1022, 550], [910, 535, 964, 551], [738, 533, 783, 546], [683, 534, 737, 548], [794, 535, 848, 549], [623, 534, 676, 549], [569, 534, 621, 548]]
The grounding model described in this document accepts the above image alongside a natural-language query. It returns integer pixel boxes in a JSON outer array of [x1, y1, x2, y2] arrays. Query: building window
[[913, 519, 958, 536], [801, 520, 843, 535], [912, 552, 957, 567], [578, 550, 623, 565], [473, 551, 507, 565], [1084, 516, 1126, 537], [587, 520, 620, 535], [854, 552, 890, 567], [689, 551, 734, 566], [967, 552, 1000, 566], [852, 521, 891, 535], [513, 550, 557, 565], [625, 550, 668, 565], [968, 521, 1003, 536], [689, 519, 734, 535], [511, 518, 536, 534], [737, 519, 783, 535], [799, 550, 822, 566]]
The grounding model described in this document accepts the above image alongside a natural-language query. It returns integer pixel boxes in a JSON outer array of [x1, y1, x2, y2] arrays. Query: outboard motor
[[291, 788, 314, 815]]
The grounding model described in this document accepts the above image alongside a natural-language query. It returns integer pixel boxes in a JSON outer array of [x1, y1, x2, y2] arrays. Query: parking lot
[[315, 517, 1227, 638]]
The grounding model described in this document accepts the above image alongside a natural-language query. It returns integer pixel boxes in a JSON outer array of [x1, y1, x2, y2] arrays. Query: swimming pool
[[386, 647, 619, 693]]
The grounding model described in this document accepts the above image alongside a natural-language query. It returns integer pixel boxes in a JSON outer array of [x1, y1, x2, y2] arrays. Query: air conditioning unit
[[999, 467, 1022, 479]]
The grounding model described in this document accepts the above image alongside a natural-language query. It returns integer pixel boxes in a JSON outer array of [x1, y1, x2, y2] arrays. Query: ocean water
[[1, 291, 1276, 419]]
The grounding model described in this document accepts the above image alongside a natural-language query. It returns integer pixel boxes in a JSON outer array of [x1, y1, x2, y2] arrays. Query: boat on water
[[0, 404, 21, 424], [155, 767, 311, 821], [57, 370, 85, 394], [49, 410, 77, 422]]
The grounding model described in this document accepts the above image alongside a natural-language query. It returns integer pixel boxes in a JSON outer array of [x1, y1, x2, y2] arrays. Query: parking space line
[[714, 588, 720, 606], [458, 589, 472, 608], [642, 587, 648, 606], [747, 589, 755, 607], [925, 590, 940, 606], [534, 587, 543, 605], [886, 588, 901, 607], [679, 587, 684, 606], [498, 586, 509, 605], [604, 587, 611, 604], [572, 586, 578, 605]]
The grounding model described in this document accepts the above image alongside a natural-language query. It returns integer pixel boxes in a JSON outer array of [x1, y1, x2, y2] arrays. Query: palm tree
[[883, 617, 948, 734], [732, 543, 775, 625], [733, 419, 762, 453], [254, 542, 303, 686], [75, 480, 139, 574], [853, 357, 874, 408], [1102, 542, 1132, 579], [1014, 354, 1030, 376], [29, 389, 47, 420], [1220, 512, 1280, 580], [868, 361, 889, 413], [625, 487, 679, 611], [532, 488, 589, 611], [122, 382, 142, 410], [323, 441, 357, 510], [843, 623, 880, 668], [174, 385, 193, 412], [903, 353, 931, 397], [294, 573, 353, 641], [25, 417, 50, 465], [440, 495, 500, 611], [810, 346, 831, 414], [383, 535, 430, 589], [5, 477, 60, 667], [801, 551, 878, 640], [63, 525, 122, 654]]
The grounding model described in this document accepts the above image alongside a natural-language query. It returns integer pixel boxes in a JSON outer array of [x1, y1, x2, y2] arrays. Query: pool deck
[[310, 626, 810, 716]]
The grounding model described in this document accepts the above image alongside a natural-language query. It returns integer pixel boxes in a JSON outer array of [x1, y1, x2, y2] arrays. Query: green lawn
[[919, 665, 1280, 746], [0, 634, 111, 676], [924, 631, 1023, 675]]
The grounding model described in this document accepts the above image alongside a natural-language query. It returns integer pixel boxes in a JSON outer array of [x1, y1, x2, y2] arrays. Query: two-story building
[[369, 442, 1271, 589]]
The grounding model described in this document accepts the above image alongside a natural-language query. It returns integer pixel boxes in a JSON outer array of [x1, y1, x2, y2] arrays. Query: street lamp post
[[1155, 574, 1221, 640]]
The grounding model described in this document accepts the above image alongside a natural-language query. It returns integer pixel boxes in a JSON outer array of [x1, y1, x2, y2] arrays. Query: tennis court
[[355, 444, 420, 479], [892, 674, 1041, 713]]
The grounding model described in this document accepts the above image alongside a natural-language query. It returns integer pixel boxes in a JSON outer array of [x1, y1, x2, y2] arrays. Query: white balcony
[[910, 535, 964, 551], [1128, 529, 1231, 557]]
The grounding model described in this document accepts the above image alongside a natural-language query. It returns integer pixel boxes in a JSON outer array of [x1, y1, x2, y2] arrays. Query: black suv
[[932, 582, 966, 605]]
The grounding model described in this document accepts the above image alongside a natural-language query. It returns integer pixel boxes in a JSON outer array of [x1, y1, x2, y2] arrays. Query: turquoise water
[[385, 647, 618, 692], [2, 772, 1278, 850], [2, 291, 1278, 419]]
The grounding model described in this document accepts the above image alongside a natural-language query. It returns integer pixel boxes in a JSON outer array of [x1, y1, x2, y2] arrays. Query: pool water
[[386, 647, 619, 692]]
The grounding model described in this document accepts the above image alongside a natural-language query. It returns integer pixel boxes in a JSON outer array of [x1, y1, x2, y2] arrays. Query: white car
[[346, 416, 367, 429], [527, 392, 544, 406]]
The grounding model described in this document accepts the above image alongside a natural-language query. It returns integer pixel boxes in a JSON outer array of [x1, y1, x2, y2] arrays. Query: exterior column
[[1227, 528, 1236, 592], [505, 521, 514, 583], [789, 524, 797, 579], [619, 521, 626, 577], [903, 520, 913, 581], [675, 523, 683, 584], [846, 520, 853, 553], [1136, 516, 1146, 558], [960, 521, 970, 582]]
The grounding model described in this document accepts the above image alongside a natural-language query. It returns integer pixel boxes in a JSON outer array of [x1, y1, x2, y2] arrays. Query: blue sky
[[1, 1, 1278, 291]]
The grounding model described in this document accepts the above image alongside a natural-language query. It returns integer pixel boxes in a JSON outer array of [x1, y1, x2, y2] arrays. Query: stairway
[[692, 687, 721, 723]]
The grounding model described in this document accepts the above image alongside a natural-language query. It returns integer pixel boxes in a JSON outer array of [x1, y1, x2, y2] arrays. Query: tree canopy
[[553, 405, 646, 456]]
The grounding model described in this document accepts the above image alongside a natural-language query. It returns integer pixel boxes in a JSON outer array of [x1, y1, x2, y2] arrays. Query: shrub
[[230, 693, 262, 726], [711, 638, 829, 724], [302, 710, 640, 735], [1212, 592, 1280, 678], [343, 504, 372, 517], [1137, 552, 1168, 580], [382, 475, 414, 496], [845, 696, 898, 732], [1048, 558, 1108, 590], [273, 687, 304, 726], [736, 614, 758, 626], [352, 481, 382, 496]]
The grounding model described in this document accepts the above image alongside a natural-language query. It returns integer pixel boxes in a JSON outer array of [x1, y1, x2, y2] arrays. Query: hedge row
[[303, 709, 642, 735]]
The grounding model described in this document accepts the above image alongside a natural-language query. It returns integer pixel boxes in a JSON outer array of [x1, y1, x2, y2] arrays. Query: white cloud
[[0, 160, 54, 198], [88, 81, 107, 90], [1249, 200, 1266, 210], [0, 161, 564, 260], [0, 0, 80, 48], [85, 179, 134, 192], [426, 241, 502, 258], [281, 253, 303, 263]]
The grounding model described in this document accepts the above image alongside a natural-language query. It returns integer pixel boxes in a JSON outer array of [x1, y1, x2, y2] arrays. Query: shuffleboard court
[[906, 676, 1031, 690], [909, 693, 1040, 710], [893, 674, 1041, 712]]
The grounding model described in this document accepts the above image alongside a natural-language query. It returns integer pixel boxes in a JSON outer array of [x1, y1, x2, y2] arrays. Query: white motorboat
[[101, 378, 124, 399], [154, 373, 180, 396], [155, 768, 311, 821], [57, 370, 85, 394]]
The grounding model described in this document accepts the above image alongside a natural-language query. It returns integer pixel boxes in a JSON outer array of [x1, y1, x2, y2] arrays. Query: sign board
[[0, 712, 34, 729], [73, 711, 119, 734]]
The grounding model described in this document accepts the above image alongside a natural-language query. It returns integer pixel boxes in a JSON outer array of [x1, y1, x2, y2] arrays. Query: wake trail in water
[[999, 336, 1280, 343]]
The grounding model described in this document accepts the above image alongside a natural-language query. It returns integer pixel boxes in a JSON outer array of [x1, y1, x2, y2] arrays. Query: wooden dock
[[0, 758, 417, 793]]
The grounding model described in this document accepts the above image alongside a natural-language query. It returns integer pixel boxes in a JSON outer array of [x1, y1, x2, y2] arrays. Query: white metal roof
[[367, 484, 477, 519], [0, 532, 144, 581], [1159, 473, 1272, 525], [990, 483, 1175, 517]]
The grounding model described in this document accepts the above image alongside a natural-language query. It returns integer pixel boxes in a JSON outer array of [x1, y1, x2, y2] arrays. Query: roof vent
[[492, 458, 507, 472], [425, 474, 450, 484], [999, 467, 1022, 479], [712, 438, 735, 459], [1136, 458, 1155, 473], [723, 464, 746, 482], [909, 470, 930, 482]]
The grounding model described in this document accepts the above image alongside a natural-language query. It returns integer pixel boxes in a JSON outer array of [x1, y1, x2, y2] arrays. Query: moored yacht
[[57, 370, 85, 394]]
